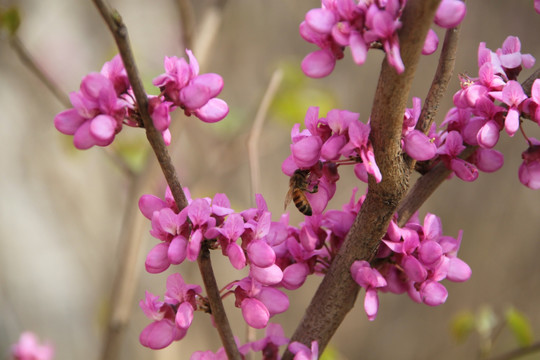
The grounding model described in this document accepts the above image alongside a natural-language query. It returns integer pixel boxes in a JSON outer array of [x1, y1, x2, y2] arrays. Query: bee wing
[[284, 187, 294, 210]]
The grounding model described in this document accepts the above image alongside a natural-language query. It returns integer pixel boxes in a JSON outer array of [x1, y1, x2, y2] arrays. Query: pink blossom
[[434, 0, 467, 28], [11, 332, 54, 360], [248, 323, 289, 356], [139, 291, 187, 349], [351, 261, 387, 321], [519, 141, 540, 189], [289, 340, 319, 360], [301, 49, 336, 78], [153, 49, 228, 123], [422, 29, 439, 55]]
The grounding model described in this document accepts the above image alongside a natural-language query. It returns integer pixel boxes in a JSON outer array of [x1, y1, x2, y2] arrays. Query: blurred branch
[[9, 35, 71, 108], [175, 0, 195, 50], [91, 0, 240, 359], [248, 68, 283, 198], [283, 1, 442, 358], [484, 342, 540, 360]]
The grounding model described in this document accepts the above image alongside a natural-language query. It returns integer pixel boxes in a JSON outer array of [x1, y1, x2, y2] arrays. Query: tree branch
[[416, 26, 460, 135], [91, 1, 240, 359], [283, 1, 442, 358]]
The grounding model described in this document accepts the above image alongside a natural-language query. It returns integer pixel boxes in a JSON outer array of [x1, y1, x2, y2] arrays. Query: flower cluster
[[351, 212, 471, 321], [436, 36, 540, 186], [11, 332, 54, 360], [54, 50, 228, 149], [139, 273, 202, 349], [139, 190, 294, 342], [299, 0, 466, 78], [153, 50, 228, 123], [282, 107, 380, 215], [189, 323, 291, 359]]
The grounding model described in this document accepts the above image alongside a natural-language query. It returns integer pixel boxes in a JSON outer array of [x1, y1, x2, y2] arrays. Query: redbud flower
[[351, 260, 387, 321], [164, 273, 202, 330], [139, 291, 187, 349], [288, 340, 319, 360], [434, 0, 467, 28], [496, 80, 527, 136], [11, 332, 54, 360], [153, 49, 228, 123], [54, 72, 127, 149], [248, 323, 289, 357], [519, 139, 540, 189]]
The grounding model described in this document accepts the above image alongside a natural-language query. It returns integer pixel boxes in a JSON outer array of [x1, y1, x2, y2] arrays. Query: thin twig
[[91, 0, 240, 358], [283, 1, 442, 358], [99, 3, 229, 359], [197, 244, 241, 360], [92, 0, 188, 209], [248, 68, 284, 198], [416, 26, 460, 135]]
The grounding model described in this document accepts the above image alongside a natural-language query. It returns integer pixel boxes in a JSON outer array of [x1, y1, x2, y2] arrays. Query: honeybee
[[284, 169, 318, 216]]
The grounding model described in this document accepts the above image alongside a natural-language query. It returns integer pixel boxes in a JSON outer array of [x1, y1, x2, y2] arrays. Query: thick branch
[[283, 1, 442, 358], [92, 1, 240, 359]]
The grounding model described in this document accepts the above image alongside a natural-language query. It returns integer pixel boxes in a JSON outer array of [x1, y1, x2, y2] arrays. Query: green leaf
[[505, 307, 534, 347], [2, 6, 21, 35], [320, 344, 340, 360], [270, 62, 338, 127], [450, 310, 475, 342], [114, 137, 148, 173]]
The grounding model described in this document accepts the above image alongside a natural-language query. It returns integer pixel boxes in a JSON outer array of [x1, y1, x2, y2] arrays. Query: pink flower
[[11, 332, 54, 360], [139, 291, 187, 349], [164, 273, 202, 329], [498, 80, 527, 136], [154, 50, 228, 123], [351, 261, 387, 321], [54, 72, 127, 149], [248, 323, 289, 356], [288, 340, 319, 360], [233, 277, 289, 328], [519, 140, 540, 189], [434, 0, 467, 28]]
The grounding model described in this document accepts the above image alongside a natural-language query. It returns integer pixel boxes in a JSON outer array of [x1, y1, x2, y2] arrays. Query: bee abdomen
[[293, 191, 312, 216]]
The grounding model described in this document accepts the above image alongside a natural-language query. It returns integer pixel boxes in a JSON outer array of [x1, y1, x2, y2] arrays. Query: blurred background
[[1, 1, 540, 359]]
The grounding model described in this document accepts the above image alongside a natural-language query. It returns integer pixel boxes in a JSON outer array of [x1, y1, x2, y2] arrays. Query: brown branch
[[98, 2, 229, 359], [396, 146, 475, 226], [282, 1, 442, 358], [416, 26, 460, 135], [197, 244, 241, 360], [91, 1, 240, 359], [521, 68, 540, 97], [91, 0, 188, 211]]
